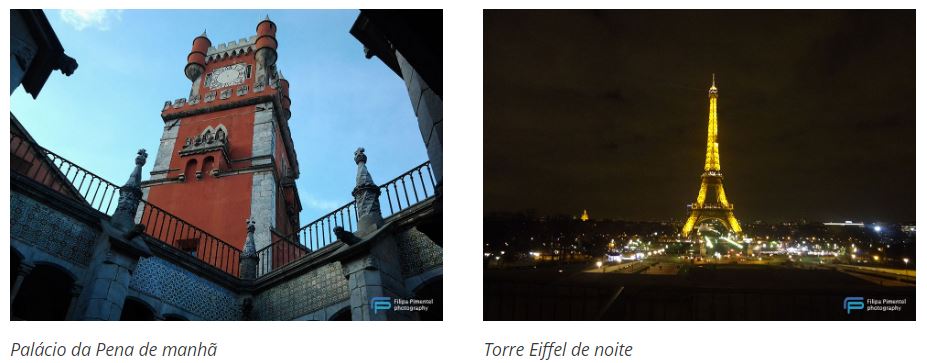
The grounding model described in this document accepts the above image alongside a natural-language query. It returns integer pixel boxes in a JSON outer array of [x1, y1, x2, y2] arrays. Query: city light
[[903, 257, 909, 265]]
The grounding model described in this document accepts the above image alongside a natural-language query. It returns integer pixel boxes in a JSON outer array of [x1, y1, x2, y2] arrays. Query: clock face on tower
[[206, 63, 248, 89]]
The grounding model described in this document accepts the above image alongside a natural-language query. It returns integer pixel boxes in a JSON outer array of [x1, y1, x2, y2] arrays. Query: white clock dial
[[207, 63, 247, 89]]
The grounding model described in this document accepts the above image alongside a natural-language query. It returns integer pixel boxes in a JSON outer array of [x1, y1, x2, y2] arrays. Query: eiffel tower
[[681, 75, 743, 238]]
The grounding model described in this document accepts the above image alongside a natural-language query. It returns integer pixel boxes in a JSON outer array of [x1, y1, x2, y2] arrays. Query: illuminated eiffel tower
[[681, 75, 743, 238]]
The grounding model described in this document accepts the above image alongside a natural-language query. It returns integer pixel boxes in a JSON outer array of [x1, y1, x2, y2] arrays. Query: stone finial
[[111, 149, 148, 230], [134, 149, 147, 166], [352, 147, 382, 236], [242, 217, 257, 257], [239, 217, 259, 279], [354, 147, 367, 164], [354, 147, 374, 186]]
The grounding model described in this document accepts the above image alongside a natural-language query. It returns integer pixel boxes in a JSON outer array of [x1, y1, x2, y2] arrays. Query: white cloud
[[59, 9, 123, 31], [303, 194, 344, 212]]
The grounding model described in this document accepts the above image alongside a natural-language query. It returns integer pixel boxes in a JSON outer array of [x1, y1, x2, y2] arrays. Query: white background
[[2, 1, 924, 362]]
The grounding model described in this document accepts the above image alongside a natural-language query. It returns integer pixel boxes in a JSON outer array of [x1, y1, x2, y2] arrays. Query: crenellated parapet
[[205, 36, 258, 63]]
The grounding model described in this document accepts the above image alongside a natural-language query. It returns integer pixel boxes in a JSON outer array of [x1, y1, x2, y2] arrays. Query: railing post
[[76, 148, 152, 320], [352, 147, 383, 236], [240, 217, 259, 279], [111, 149, 147, 230]]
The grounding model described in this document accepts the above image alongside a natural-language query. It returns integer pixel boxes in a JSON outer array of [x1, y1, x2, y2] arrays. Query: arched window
[[120, 298, 156, 321], [11, 264, 75, 320], [184, 159, 198, 180], [202, 156, 215, 177]]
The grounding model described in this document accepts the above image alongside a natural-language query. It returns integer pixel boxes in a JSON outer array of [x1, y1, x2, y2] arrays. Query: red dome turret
[[278, 71, 291, 120], [255, 16, 278, 68], [185, 30, 211, 82]]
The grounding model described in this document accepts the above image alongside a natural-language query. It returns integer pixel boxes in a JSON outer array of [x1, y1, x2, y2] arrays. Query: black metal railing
[[13, 130, 434, 279], [11, 133, 121, 215], [137, 200, 242, 276], [12, 132, 242, 277], [256, 161, 435, 276], [379, 161, 436, 216]]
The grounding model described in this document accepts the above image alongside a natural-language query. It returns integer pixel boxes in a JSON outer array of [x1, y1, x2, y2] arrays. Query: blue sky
[[11, 9, 429, 224]]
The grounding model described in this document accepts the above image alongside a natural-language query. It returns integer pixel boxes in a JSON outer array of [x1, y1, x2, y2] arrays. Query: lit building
[[823, 221, 865, 227]]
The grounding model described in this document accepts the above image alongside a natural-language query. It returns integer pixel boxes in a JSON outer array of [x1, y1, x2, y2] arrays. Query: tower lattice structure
[[681, 75, 742, 238]]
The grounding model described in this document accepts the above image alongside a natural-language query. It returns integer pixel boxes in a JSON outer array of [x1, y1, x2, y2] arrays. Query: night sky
[[484, 10, 914, 223]]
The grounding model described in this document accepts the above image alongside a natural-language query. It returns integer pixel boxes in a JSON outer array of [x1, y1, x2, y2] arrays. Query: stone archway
[[11, 248, 22, 288], [329, 307, 351, 321], [11, 263, 75, 320], [412, 275, 442, 321], [120, 298, 157, 321], [163, 314, 189, 321]]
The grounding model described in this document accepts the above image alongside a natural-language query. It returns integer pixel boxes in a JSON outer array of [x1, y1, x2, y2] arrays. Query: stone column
[[342, 236, 411, 321], [74, 149, 152, 320], [10, 262, 34, 303], [249, 102, 277, 252], [343, 256, 388, 321], [341, 149, 411, 320], [239, 217, 259, 279], [395, 51, 442, 189], [64, 284, 82, 320], [81, 251, 140, 320]]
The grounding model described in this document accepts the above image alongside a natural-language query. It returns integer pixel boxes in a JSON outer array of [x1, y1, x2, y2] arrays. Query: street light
[[596, 260, 604, 273], [903, 257, 909, 266]]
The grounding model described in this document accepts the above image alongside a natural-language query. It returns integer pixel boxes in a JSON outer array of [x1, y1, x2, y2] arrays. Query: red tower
[[143, 17, 301, 253]]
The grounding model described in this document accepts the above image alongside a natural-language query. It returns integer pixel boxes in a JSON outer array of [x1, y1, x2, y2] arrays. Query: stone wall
[[250, 171, 277, 251], [251, 102, 276, 166], [253, 262, 349, 320], [149, 119, 181, 181], [396, 51, 442, 186]]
